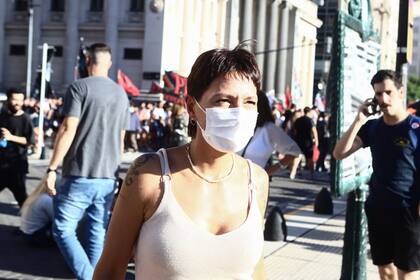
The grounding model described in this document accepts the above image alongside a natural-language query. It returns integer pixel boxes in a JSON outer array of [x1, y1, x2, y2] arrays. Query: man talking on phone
[[334, 70, 420, 279]]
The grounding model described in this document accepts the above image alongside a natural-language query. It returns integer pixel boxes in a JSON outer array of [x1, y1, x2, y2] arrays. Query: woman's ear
[[185, 95, 196, 120]]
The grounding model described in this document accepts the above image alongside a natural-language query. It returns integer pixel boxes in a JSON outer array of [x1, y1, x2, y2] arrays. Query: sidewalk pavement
[[0, 152, 379, 279]]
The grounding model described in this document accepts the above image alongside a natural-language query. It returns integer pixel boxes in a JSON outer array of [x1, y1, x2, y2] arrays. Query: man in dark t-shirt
[[0, 88, 34, 207], [294, 107, 318, 175], [334, 70, 420, 279]]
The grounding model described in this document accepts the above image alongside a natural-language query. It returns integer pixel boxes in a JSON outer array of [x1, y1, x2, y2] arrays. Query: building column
[[105, 0, 119, 80], [255, 0, 267, 76], [224, 0, 240, 48], [306, 39, 316, 106], [240, 0, 253, 41], [180, 0, 194, 75], [216, 0, 228, 47], [276, 1, 289, 97], [0, 0, 6, 88], [264, 0, 280, 91], [64, 0, 79, 85]]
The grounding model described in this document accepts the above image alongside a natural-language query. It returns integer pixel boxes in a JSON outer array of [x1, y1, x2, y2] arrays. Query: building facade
[[408, 0, 420, 77], [0, 0, 321, 107], [0, 0, 145, 93], [371, 0, 399, 70], [315, 0, 399, 103]]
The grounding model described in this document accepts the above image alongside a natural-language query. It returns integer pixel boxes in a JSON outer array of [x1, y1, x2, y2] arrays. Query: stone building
[[0, 0, 321, 107]]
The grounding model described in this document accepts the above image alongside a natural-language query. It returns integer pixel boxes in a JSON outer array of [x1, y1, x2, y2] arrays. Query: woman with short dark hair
[[94, 46, 269, 279]]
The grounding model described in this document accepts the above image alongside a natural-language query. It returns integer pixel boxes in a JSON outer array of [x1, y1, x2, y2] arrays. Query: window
[[130, 0, 144, 12], [124, 48, 143, 60], [90, 0, 103, 11], [10, 45, 26, 56], [53, 46, 63, 57], [51, 0, 65, 12], [15, 0, 28, 11]]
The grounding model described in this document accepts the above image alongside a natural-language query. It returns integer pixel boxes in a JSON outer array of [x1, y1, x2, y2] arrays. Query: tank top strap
[[246, 159, 257, 193], [157, 148, 172, 184]]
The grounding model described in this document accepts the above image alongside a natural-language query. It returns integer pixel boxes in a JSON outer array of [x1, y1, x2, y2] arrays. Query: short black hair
[[87, 43, 111, 65], [370, 69, 402, 89], [303, 106, 311, 114], [6, 88, 24, 99]]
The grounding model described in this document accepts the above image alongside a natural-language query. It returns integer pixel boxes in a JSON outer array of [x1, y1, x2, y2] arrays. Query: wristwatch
[[46, 167, 58, 174]]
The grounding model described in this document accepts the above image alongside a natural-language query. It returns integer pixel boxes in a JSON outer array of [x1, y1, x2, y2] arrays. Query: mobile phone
[[366, 98, 380, 116]]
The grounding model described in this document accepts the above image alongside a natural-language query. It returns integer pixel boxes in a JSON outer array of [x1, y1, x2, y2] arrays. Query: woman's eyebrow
[[212, 93, 230, 99]]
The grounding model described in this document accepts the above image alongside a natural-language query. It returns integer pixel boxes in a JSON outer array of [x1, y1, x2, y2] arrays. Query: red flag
[[284, 86, 292, 109], [150, 81, 162, 93], [174, 72, 188, 95], [118, 69, 140, 96]]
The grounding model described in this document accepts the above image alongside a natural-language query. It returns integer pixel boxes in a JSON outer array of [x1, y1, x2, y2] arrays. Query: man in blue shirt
[[334, 70, 420, 279]]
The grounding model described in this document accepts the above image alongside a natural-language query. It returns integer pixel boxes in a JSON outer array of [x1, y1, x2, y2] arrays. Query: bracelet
[[46, 167, 59, 174]]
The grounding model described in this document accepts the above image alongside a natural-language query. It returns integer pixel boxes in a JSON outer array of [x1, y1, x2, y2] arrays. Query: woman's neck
[[188, 138, 234, 175]]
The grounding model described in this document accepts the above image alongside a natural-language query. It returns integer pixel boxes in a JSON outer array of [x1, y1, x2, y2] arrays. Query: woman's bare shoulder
[[125, 153, 162, 186], [119, 153, 163, 206]]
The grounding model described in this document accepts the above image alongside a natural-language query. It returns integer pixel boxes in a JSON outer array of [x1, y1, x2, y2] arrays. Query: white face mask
[[194, 99, 258, 153]]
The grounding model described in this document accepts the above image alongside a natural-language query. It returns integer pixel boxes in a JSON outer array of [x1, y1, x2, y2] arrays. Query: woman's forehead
[[205, 75, 257, 96]]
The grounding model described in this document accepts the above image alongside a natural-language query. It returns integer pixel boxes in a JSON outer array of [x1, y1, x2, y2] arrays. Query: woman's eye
[[216, 99, 230, 104], [246, 100, 257, 105]]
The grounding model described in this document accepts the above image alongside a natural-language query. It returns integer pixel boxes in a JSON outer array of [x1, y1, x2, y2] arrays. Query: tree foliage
[[407, 76, 420, 102]]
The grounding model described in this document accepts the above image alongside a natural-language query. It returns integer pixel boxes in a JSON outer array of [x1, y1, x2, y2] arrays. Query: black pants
[[0, 166, 27, 207], [316, 138, 330, 171], [124, 131, 139, 151]]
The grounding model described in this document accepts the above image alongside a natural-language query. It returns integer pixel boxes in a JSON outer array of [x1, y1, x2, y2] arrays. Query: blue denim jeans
[[53, 176, 116, 280]]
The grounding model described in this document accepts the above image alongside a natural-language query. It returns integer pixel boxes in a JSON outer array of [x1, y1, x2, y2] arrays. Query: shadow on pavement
[[0, 224, 74, 279], [290, 239, 343, 255]]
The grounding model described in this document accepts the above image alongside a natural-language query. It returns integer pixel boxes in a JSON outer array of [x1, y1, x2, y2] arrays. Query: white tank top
[[135, 149, 264, 279]]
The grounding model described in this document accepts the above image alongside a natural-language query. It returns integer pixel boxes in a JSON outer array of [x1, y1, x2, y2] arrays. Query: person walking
[[169, 103, 189, 147], [334, 70, 420, 279], [94, 46, 269, 279], [316, 112, 330, 172], [44, 43, 129, 280], [124, 102, 141, 152], [0, 88, 34, 207], [294, 107, 318, 177]]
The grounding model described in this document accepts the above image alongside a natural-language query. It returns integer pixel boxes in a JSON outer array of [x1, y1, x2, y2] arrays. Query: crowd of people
[[5, 43, 415, 280]]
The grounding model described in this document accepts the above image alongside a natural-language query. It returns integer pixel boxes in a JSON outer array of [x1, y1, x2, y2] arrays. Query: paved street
[[0, 152, 378, 279]]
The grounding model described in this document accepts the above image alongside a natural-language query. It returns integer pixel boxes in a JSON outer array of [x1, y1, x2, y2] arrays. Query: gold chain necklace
[[185, 144, 235, 184]]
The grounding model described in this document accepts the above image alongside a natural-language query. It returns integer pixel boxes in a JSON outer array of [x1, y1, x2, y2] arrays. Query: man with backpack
[[334, 70, 420, 279]]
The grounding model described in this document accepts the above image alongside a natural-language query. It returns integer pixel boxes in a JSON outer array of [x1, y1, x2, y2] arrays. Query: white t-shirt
[[20, 193, 53, 234], [239, 122, 301, 168]]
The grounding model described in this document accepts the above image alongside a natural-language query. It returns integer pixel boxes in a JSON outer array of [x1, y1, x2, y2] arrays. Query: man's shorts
[[365, 204, 420, 272], [297, 141, 313, 160]]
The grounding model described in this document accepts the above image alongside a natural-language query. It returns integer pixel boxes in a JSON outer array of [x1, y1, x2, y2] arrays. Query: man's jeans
[[53, 177, 116, 280]]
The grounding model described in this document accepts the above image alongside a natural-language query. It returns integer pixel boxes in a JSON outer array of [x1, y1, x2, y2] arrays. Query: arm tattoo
[[125, 153, 155, 186]]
